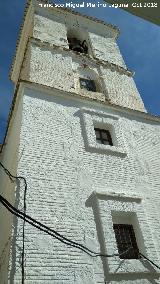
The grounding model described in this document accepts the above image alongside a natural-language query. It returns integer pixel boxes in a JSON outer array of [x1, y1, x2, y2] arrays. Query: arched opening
[[77, 67, 102, 93], [67, 28, 89, 55]]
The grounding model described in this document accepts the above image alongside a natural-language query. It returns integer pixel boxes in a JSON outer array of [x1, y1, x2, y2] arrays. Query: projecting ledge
[[92, 190, 142, 202]]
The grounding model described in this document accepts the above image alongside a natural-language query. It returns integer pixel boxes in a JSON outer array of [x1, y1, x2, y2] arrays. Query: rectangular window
[[113, 224, 139, 259], [94, 128, 113, 146], [80, 78, 96, 92]]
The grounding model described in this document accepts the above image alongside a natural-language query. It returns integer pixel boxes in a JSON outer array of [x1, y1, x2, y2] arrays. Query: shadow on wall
[[85, 193, 160, 284], [9, 179, 23, 283]]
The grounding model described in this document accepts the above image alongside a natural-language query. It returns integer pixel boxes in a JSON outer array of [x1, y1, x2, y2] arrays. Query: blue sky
[[0, 0, 160, 143]]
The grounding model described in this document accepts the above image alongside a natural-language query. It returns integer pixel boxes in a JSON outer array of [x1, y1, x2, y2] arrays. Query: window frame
[[94, 127, 113, 146], [91, 190, 160, 275], [80, 108, 127, 156]]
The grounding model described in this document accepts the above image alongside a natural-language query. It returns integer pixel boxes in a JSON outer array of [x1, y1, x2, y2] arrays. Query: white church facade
[[0, 0, 160, 283]]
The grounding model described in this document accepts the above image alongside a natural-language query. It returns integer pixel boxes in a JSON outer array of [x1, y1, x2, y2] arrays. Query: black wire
[[0, 161, 126, 258], [2, 193, 160, 272], [0, 193, 95, 255], [0, 193, 134, 258], [139, 253, 160, 270], [2, 192, 160, 271], [0, 162, 27, 284], [0, 193, 126, 257], [0, 162, 160, 273], [0, 196, 94, 256]]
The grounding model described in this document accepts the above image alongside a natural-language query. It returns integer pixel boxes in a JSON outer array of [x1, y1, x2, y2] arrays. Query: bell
[[72, 44, 84, 53]]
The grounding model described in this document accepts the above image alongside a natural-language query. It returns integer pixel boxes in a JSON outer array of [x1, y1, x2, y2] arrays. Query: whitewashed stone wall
[[7, 85, 160, 283], [5, 2, 159, 283], [25, 7, 146, 112], [21, 40, 145, 111], [100, 67, 146, 111], [89, 32, 126, 68], [33, 11, 125, 68], [33, 14, 68, 48]]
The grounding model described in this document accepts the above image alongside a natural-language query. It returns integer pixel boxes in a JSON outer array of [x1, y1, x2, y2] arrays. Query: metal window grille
[[113, 224, 139, 259], [80, 78, 96, 92], [94, 128, 113, 146]]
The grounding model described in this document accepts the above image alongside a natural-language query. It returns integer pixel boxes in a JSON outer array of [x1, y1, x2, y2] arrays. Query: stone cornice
[[1, 79, 160, 155], [30, 36, 134, 77], [20, 80, 160, 124], [36, 0, 120, 35], [93, 190, 142, 202]]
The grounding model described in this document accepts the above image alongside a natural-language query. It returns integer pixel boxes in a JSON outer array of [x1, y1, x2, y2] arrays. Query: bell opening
[[72, 45, 84, 53], [68, 37, 88, 54]]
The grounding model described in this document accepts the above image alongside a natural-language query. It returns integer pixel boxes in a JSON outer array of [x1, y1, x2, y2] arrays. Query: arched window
[[77, 67, 102, 93], [79, 78, 96, 92]]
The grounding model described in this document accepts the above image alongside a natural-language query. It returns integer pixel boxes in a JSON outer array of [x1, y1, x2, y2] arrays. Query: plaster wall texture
[[100, 67, 146, 112], [16, 7, 146, 112], [20, 41, 145, 111], [32, 11, 124, 65], [88, 32, 126, 68], [5, 2, 159, 283], [33, 13, 68, 48], [33, 11, 125, 68], [7, 86, 160, 283]]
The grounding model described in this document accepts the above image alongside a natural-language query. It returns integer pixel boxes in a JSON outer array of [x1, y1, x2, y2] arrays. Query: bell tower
[[0, 1, 160, 283], [11, 0, 146, 112]]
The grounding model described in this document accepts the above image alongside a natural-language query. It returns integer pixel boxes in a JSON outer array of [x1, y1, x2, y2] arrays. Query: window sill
[[86, 141, 126, 157], [79, 90, 105, 102]]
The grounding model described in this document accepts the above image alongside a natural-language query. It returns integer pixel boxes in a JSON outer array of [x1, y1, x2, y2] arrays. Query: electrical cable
[[139, 253, 160, 270], [0, 162, 27, 284], [1, 193, 160, 271], [0, 194, 94, 256], [0, 163, 132, 258], [0, 193, 132, 258], [0, 161, 160, 282]]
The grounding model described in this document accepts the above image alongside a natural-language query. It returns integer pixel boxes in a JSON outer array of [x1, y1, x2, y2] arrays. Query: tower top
[[10, 0, 120, 83], [37, 0, 120, 33], [10, 0, 146, 112]]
